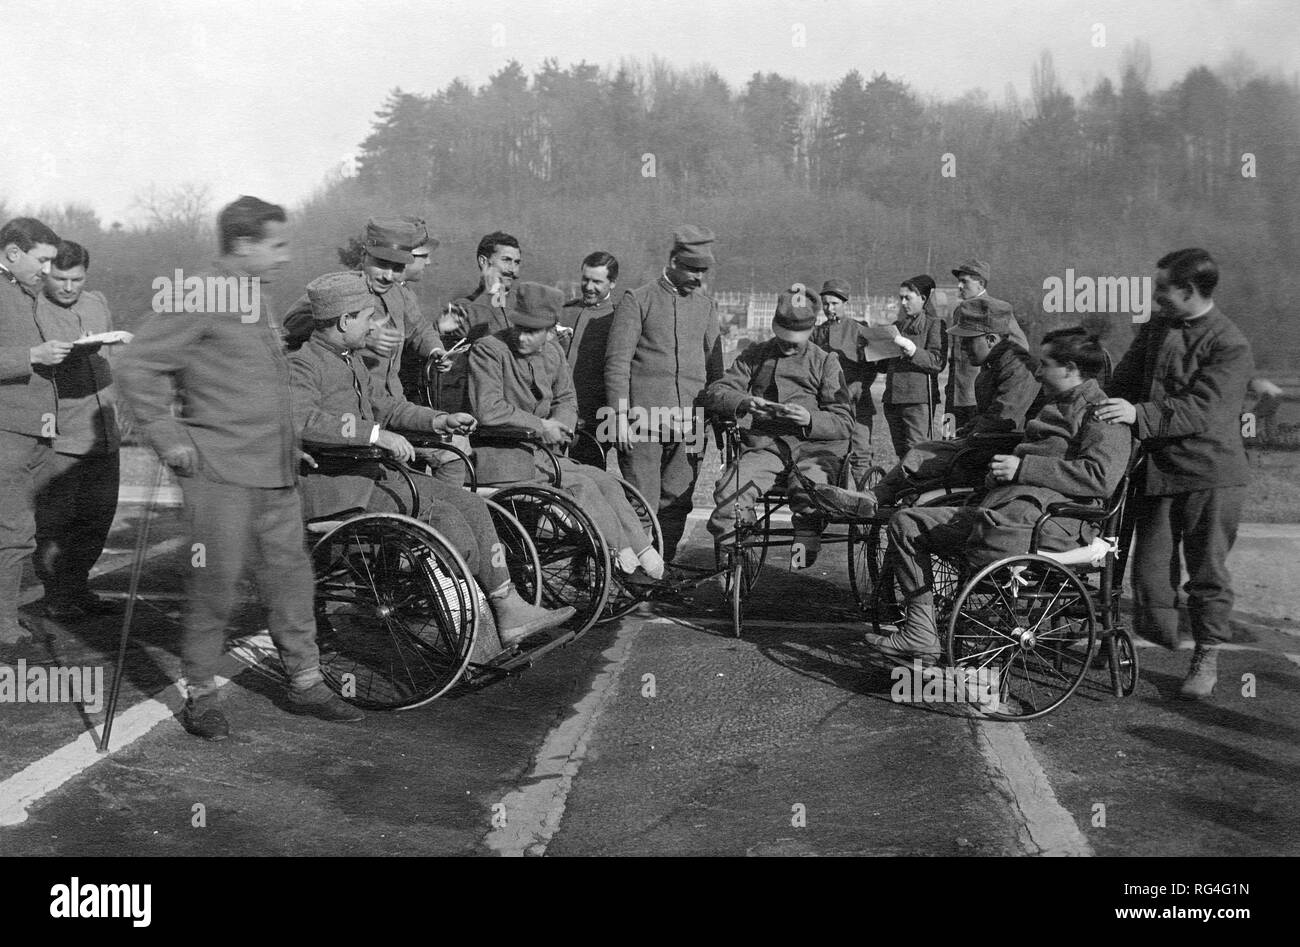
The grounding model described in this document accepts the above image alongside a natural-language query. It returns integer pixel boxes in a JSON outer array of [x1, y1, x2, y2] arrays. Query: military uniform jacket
[[558, 295, 616, 427], [0, 268, 58, 437], [705, 338, 854, 462], [1108, 306, 1253, 495], [468, 330, 578, 484], [883, 309, 946, 406], [966, 339, 1041, 436], [283, 277, 442, 402], [432, 284, 516, 415], [117, 268, 298, 488], [289, 334, 446, 519], [945, 296, 1029, 409], [604, 276, 723, 418], [813, 317, 877, 412], [35, 289, 120, 455], [968, 377, 1133, 561]]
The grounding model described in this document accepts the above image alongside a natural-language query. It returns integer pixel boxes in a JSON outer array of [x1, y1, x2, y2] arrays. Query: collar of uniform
[[659, 271, 691, 297], [0, 263, 37, 297], [310, 333, 356, 363], [1175, 303, 1217, 333], [1056, 376, 1104, 405]]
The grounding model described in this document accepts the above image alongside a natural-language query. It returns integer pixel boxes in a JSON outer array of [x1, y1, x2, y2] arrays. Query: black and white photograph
[[1, 0, 1296, 905]]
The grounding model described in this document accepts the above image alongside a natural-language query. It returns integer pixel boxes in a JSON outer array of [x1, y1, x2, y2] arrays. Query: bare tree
[[132, 182, 213, 232]]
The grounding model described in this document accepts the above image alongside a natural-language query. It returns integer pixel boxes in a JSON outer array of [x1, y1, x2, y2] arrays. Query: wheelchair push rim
[[310, 513, 479, 711], [490, 484, 612, 637], [944, 554, 1097, 721]]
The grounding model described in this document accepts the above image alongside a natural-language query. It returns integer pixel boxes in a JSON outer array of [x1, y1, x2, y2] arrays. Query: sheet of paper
[[861, 324, 904, 361], [72, 330, 131, 347]]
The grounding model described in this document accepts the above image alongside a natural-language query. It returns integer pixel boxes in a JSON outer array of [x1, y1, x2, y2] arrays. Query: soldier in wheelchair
[[288, 272, 574, 647], [814, 297, 1042, 518], [466, 281, 665, 583], [864, 327, 1132, 664], [704, 285, 855, 567]]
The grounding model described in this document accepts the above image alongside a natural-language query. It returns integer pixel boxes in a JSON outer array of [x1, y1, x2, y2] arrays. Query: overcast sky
[[4, 0, 1296, 225]]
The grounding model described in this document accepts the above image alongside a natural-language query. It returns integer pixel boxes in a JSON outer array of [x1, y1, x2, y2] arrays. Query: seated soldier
[[705, 285, 854, 567], [288, 272, 574, 646], [867, 328, 1132, 663], [813, 296, 1041, 516], [467, 282, 664, 581]]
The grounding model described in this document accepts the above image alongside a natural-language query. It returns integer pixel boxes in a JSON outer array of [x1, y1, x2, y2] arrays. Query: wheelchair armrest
[[1044, 501, 1108, 523], [301, 442, 387, 462], [472, 424, 542, 445], [401, 430, 452, 449]]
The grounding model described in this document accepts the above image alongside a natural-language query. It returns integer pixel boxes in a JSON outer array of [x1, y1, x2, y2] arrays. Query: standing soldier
[[811, 277, 876, 485], [0, 217, 63, 655], [604, 226, 724, 564], [1097, 248, 1254, 700], [433, 231, 523, 416], [557, 250, 619, 468], [118, 195, 362, 740], [34, 240, 128, 620], [881, 275, 947, 461], [945, 259, 1028, 431]]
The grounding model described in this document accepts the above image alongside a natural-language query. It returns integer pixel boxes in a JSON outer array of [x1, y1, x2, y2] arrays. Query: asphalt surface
[[2, 502, 1298, 857]]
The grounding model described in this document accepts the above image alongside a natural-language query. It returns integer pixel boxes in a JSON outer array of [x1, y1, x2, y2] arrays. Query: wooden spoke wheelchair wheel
[[489, 485, 611, 637], [945, 555, 1096, 721], [599, 475, 664, 623], [483, 498, 543, 607], [310, 513, 479, 710]]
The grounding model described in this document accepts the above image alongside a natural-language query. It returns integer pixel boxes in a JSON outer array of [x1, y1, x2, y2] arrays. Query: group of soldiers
[[0, 198, 1255, 741]]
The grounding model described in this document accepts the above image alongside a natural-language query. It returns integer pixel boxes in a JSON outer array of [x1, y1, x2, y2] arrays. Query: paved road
[[2, 505, 1298, 856]]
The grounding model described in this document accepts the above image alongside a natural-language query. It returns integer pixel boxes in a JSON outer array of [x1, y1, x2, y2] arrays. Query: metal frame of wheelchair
[[712, 421, 887, 638], [860, 446, 1145, 721], [301, 425, 664, 711]]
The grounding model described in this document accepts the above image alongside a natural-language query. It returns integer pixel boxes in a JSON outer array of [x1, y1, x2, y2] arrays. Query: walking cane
[[99, 458, 168, 752]]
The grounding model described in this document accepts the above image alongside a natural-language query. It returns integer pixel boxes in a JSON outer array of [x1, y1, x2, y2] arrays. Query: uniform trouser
[[544, 455, 650, 553], [889, 504, 980, 647], [0, 430, 56, 632], [181, 478, 320, 695], [873, 439, 964, 506], [948, 405, 976, 430], [708, 444, 841, 541], [844, 395, 875, 484], [884, 401, 933, 464], [1131, 487, 1243, 648], [368, 467, 510, 592], [617, 439, 700, 561], [34, 451, 120, 605]]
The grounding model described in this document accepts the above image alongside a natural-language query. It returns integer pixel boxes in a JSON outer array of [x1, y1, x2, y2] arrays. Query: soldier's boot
[[1178, 644, 1219, 700], [865, 595, 941, 666]]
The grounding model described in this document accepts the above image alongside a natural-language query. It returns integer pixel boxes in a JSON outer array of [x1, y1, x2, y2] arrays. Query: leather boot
[[865, 595, 942, 664], [492, 587, 576, 646], [1179, 645, 1218, 700]]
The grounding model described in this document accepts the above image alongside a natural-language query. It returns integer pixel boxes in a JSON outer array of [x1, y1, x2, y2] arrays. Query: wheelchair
[[876, 447, 1145, 721], [849, 431, 1026, 634], [415, 350, 664, 629], [300, 435, 550, 710], [711, 420, 886, 638], [466, 424, 664, 633]]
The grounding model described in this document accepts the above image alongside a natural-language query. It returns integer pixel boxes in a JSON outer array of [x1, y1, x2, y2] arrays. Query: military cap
[[772, 284, 821, 336], [670, 225, 716, 267], [820, 278, 851, 302], [509, 281, 564, 329], [400, 214, 439, 251], [948, 296, 1015, 337], [951, 258, 991, 284], [364, 216, 418, 265], [307, 271, 375, 324]]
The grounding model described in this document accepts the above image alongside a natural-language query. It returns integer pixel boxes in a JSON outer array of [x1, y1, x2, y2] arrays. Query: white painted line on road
[[484, 621, 638, 857], [0, 674, 232, 827], [973, 720, 1092, 857]]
